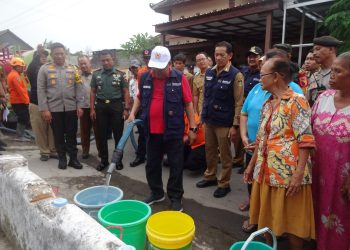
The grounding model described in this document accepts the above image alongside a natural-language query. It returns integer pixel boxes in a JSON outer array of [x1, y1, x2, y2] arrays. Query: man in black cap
[[273, 43, 293, 59], [313, 35, 343, 89], [242, 46, 263, 97]]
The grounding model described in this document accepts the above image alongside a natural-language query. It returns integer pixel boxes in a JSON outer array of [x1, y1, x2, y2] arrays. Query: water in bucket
[[98, 200, 151, 250], [146, 211, 195, 250], [73, 185, 123, 220]]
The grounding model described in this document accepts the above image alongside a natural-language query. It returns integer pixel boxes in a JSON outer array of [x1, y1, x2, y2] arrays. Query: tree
[[120, 33, 160, 58], [323, 0, 350, 53]]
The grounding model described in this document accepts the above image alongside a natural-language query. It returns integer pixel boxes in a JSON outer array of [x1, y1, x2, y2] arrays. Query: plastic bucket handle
[[241, 227, 277, 250], [106, 225, 124, 241]]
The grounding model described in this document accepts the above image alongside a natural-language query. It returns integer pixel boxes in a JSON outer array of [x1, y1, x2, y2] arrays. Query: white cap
[[148, 46, 171, 69]]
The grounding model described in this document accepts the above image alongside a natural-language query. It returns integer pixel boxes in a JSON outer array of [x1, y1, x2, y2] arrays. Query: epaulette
[[114, 69, 125, 74]]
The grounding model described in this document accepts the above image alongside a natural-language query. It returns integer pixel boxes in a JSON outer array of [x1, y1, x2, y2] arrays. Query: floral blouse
[[253, 88, 315, 187]]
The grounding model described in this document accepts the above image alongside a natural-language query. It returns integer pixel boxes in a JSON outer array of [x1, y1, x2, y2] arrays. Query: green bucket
[[98, 200, 151, 250], [230, 227, 276, 250], [230, 241, 274, 250]]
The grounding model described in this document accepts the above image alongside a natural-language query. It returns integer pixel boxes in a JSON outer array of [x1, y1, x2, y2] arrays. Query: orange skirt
[[249, 179, 316, 239]]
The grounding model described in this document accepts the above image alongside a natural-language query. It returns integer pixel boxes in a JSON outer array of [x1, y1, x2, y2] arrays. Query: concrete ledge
[[0, 154, 124, 250]]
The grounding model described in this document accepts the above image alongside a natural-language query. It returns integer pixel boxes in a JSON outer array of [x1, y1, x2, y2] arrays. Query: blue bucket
[[73, 185, 123, 220]]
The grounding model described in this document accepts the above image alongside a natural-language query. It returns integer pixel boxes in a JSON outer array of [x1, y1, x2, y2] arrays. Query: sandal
[[239, 200, 250, 212], [242, 219, 258, 233]]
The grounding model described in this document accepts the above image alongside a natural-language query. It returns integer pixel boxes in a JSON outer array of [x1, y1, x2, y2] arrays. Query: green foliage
[[323, 0, 350, 53], [120, 33, 160, 57]]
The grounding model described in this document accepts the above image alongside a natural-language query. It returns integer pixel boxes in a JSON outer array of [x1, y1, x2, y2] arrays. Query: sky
[[0, 0, 168, 53]]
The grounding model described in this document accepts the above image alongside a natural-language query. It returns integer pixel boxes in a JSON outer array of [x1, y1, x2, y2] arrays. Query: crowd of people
[[0, 34, 349, 250]]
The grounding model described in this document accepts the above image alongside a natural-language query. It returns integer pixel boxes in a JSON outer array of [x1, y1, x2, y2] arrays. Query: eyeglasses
[[260, 72, 275, 78]]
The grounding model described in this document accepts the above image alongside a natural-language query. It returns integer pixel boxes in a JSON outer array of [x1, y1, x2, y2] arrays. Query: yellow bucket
[[146, 211, 195, 249]]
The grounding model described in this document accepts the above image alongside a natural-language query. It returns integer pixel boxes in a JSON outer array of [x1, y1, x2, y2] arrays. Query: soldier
[[78, 55, 100, 159], [38, 42, 85, 169], [90, 50, 131, 171]]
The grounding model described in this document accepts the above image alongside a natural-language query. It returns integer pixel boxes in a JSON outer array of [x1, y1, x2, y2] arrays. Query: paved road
[[0, 131, 291, 250]]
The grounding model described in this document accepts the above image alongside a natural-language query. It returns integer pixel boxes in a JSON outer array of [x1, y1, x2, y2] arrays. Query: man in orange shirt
[[183, 113, 206, 172], [7, 57, 30, 141]]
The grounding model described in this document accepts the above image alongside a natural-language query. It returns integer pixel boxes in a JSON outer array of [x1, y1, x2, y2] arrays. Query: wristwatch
[[189, 127, 198, 133]]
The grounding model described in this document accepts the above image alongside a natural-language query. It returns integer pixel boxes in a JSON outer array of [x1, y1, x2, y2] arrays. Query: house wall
[[171, 0, 229, 20]]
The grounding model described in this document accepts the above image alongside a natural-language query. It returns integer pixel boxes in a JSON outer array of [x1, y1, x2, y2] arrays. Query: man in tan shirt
[[193, 52, 210, 115], [196, 41, 244, 198]]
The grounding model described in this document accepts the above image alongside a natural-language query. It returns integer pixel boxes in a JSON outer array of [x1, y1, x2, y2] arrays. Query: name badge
[[172, 82, 181, 86], [206, 76, 213, 80], [143, 85, 151, 89], [221, 80, 231, 84]]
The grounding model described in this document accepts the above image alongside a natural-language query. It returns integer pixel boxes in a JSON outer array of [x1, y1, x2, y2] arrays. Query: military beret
[[247, 46, 263, 56], [272, 43, 292, 53], [143, 49, 152, 57], [313, 36, 343, 47]]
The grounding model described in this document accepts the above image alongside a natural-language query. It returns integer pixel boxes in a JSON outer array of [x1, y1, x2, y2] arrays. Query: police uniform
[[313, 36, 344, 90], [37, 63, 85, 168], [90, 67, 128, 167]]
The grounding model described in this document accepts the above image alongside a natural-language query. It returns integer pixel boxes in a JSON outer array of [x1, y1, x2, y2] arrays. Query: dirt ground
[[0, 131, 292, 250]]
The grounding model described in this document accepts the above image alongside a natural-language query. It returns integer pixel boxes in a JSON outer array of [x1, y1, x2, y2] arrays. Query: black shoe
[[40, 155, 49, 161], [170, 199, 183, 212], [116, 162, 124, 170], [129, 157, 145, 167], [213, 187, 231, 198], [196, 179, 218, 188], [96, 162, 109, 171], [82, 153, 89, 159], [68, 159, 83, 169], [58, 158, 67, 170], [143, 194, 165, 205]]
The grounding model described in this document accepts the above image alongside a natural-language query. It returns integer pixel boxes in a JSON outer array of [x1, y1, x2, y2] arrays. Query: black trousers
[[95, 100, 124, 164], [51, 111, 78, 158], [145, 134, 184, 201], [12, 103, 29, 125], [184, 144, 206, 171]]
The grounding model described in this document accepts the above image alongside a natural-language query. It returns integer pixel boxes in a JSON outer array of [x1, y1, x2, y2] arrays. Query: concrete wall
[[0, 154, 124, 250]]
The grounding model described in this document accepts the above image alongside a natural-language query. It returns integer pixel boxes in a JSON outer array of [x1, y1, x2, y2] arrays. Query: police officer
[[90, 50, 131, 171], [313, 35, 343, 89], [38, 42, 85, 169]]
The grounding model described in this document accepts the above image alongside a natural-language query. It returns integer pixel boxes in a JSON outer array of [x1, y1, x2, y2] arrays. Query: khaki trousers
[[29, 103, 56, 156], [80, 108, 100, 155], [204, 124, 232, 188]]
